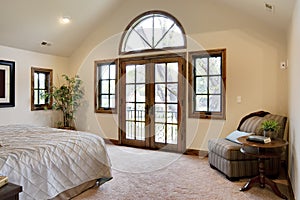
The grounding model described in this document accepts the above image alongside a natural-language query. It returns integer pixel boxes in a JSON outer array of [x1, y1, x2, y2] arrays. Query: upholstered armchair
[[208, 111, 287, 181]]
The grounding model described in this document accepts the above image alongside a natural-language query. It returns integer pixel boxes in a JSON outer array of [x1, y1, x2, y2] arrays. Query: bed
[[0, 124, 112, 200]]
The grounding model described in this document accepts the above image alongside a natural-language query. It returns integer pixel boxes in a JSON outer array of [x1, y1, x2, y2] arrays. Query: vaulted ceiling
[[0, 0, 295, 57]]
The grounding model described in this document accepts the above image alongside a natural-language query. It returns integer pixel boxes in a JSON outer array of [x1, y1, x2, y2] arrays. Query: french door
[[119, 54, 186, 152]]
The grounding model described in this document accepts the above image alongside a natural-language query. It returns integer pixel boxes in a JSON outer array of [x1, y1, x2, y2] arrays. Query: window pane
[[135, 16, 153, 47], [155, 63, 166, 82], [126, 85, 135, 102], [39, 90, 45, 104], [155, 104, 166, 123], [209, 77, 221, 94], [167, 84, 177, 103], [155, 123, 165, 143], [136, 64, 145, 83], [110, 95, 115, 108], [126, 65, 135, 83], [34, 90, 39, 104], [101, 80, 109, 94], [34, 73, 39, 88], [167, 124, 177, 144], [156, 24, 185, 48], [167, 104, 177, 123], [209, 95, 221, 112], [155, 84, 165, 102], [153, 16, 173, 47], [195, 95, 207, 111], [39, 73, 46, 89], [209, 57, 221, 75], [125, 29, 151, 52], [110, 80, 115, 94], [167, 62, 178, 82], [109, 64, 116, 79], [101, 65, 109, 79], [136, 84, 145, 102], [101, 95, 109, 108], [195, 58, 207, 75], [196, 77, 207, 94]]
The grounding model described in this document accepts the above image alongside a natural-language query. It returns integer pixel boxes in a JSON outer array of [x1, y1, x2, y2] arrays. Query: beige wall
[[288, 0, 300, 198], [0, 45, 69, 126], [70, 0, 288, 150]]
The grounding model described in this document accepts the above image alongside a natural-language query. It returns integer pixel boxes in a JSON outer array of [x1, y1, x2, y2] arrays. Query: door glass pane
[[155, 63, 166, 82], [126, 65, 136, 83], [155, 123, 165, 143], [126, 121, 135, 139], [136, 122, 145, 140], [167, 124, 177, 144], [136, 65, 145, 83], [136, 103, 145, 121], [155, 84, 165, 102], [167, 104, 177, 123], [209, 95, 221, 112], [167, 62, 178, 82], [136, 84, 146, 102], [126, 85, 135, 102], [167, 84, 177, 103], [155, 104, 165, 122], [126, 103, 135, 120], [195, 95, 207, 111]]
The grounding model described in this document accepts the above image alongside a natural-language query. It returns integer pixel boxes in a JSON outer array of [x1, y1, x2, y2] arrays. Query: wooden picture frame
[[0, 60, 15, 107]]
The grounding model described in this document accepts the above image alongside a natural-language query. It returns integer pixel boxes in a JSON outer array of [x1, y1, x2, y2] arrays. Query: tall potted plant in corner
[[45, 74, 84, 130]]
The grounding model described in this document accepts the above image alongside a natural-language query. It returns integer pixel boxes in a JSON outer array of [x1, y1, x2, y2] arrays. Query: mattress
[[0, 124, 112, 199]]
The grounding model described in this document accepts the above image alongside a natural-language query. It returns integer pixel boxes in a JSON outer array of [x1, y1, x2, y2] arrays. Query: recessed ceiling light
[[59, 16, 71, 24], [41, 41, 52, 46]]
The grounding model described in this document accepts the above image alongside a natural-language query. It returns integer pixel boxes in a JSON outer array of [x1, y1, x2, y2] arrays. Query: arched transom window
[[120, 11, 186, 54]]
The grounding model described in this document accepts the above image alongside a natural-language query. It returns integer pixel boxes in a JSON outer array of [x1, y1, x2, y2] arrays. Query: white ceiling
[[0, 0, 295, 57]]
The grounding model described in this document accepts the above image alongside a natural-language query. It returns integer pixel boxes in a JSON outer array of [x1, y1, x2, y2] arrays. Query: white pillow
[[225, 130, 253, 144]]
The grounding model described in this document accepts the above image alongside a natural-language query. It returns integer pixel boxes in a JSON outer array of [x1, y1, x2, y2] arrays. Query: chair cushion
[[208, 138, 256, 161]]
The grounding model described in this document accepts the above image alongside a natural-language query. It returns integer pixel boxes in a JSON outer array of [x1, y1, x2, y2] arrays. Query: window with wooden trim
[[188, 49, 226, 119], [31, 67, 53, 110], [95, 60, 117, 113]]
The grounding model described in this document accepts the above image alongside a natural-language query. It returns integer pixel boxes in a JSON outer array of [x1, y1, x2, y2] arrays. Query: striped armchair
[[208, 111, 287, 181]]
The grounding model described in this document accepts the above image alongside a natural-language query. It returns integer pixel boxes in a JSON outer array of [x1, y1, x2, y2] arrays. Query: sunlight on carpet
[[73, 144, 293, 200]]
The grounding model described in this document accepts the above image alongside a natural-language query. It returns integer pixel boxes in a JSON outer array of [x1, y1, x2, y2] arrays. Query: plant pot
[[263, 130, 277, 139]]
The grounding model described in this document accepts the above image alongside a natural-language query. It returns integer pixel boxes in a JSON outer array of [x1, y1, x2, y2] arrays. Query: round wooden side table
[[237, 136, 288, 199]]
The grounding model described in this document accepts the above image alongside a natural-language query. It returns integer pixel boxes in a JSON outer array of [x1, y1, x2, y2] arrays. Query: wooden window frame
[[94, 59, 118, 114], [31, 67, 53, 111], [188, 49, 226, 119]]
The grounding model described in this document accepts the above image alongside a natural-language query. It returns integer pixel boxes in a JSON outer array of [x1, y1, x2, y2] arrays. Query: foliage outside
[[45, 74, 84, 129]]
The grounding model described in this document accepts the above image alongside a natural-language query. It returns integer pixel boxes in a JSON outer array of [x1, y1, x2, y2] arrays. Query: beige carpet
[[73, 145, 293, 200]]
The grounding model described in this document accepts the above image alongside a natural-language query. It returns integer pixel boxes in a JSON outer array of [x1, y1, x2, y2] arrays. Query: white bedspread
[[0, 124, 112, 200]]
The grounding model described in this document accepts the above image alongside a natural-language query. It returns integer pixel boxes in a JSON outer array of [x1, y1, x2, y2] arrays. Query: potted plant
[[45, 74, 84, 129], [260, 120, 280, 139]]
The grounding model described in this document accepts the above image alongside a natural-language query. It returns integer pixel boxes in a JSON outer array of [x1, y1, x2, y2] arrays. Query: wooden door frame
[[118, 53, 187, 153]]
